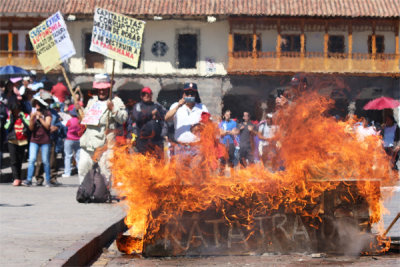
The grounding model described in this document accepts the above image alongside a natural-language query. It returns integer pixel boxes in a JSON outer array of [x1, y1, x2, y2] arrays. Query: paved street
[[0, 153, 125, 267]]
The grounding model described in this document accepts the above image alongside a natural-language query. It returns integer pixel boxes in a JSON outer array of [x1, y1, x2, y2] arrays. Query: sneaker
[[50, 180, 61, 186], [62, 174, 70, 178], [36, 178, 44, 186], [12, 179, 21, 186], [45, 183, 55, 188], [21, 180, 32, 186]]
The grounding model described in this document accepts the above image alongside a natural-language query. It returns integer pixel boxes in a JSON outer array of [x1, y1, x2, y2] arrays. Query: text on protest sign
[[29, 11, 76, 73], [81, 101, 108, 126], [90, 7, 145, 68]]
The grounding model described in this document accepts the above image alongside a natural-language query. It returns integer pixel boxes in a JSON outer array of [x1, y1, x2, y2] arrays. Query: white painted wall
[[66, 19, 229, 76]]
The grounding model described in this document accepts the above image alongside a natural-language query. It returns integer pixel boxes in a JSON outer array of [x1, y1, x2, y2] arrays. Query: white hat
[[93, 73, 113, 89], [23, 76, 30, 81], [32, 95, 48, 107]]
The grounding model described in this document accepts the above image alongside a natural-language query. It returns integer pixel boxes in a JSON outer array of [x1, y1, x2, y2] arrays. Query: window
[[0, 33, 18, 50], [368, 35, 384, 53], [25, 34, 33, 51], [233, 34, 261, 52], [281, 35, 301, 52], [328, 35, 345, 53], [84, 33, 104, 69], [177, 34, 197, 69]]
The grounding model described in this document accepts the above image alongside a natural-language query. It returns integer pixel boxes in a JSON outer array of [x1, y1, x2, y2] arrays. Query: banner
[[29, 11, 76, 73], [90, 7, 145, 68]]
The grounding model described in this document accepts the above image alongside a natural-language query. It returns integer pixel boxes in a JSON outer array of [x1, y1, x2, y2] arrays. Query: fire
[[110, 89, 396, 254]]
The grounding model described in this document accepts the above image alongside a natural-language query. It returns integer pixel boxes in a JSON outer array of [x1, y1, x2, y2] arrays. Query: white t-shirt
[[170, 102, 208, 143]]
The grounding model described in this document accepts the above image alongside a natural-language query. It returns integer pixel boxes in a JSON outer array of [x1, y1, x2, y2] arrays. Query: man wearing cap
[[76, 73, 127, 183], [127, 87, 167, 157], [165, 82, 208, 152]]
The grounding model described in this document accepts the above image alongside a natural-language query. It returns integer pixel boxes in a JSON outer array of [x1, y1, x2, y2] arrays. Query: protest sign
[[29, 11, 76, 73], [90, 7, 145, 68], [81, 101, 108, 126]]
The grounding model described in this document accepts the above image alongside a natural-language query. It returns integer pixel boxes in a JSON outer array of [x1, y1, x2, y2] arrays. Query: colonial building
[[1, 0, 399, 119]]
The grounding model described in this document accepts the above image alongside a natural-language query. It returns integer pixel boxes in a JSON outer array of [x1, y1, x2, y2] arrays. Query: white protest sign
[[90, 7, 145, 68], [81, 101, 108, 126], [29, 11, 76, 73]]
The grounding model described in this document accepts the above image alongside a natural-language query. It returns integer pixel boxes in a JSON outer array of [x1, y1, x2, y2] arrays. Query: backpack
[[76, 163, 111, 203]]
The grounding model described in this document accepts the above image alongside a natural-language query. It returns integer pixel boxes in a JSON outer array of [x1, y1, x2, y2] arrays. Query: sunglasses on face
[[141, 92, 152, 97]]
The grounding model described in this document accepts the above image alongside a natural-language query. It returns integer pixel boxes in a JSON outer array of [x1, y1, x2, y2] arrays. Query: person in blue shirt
[[218, 109, 238, 168]]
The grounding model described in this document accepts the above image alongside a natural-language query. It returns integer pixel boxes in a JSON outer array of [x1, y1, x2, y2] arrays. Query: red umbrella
[[363, 96, 400, 110]]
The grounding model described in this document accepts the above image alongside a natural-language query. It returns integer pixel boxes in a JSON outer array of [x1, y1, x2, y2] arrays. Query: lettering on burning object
[[159, 213, 315, 251]]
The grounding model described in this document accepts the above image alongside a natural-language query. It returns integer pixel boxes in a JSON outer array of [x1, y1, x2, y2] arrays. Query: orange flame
[[110, 89, 396, 254]]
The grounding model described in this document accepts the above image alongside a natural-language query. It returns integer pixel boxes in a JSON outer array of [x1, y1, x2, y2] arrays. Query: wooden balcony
[[0, 51, 40, 70], [227, 52, 400, 76]]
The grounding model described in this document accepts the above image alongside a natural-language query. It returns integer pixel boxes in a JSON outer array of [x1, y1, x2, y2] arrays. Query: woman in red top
[[4, 101, 30, 186]]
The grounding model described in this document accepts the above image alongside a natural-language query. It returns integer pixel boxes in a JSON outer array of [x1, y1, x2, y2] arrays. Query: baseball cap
[[183, 82, 198, 91], [141, 87, 152, 94]]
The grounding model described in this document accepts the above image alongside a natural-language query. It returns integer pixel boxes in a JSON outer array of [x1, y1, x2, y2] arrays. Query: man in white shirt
[[165, 82, 208, 153]]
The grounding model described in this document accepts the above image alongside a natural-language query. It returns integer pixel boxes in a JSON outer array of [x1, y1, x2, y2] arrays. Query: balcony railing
[[228, 51, 400, 75], [0, 51, 40, 69]]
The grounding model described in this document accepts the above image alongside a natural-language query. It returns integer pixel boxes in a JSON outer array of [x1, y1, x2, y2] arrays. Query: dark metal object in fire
[[142, 181, 380, 256]]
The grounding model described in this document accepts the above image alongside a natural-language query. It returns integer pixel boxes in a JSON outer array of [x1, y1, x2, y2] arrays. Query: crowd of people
[[0, 72, 399, 188]]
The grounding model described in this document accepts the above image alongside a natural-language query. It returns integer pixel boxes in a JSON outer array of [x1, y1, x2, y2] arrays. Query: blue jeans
[[27, 142, 51, 183], [64, 139, 80, 176]]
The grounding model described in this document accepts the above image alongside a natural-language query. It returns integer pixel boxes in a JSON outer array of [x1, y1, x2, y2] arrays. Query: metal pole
[[384, 212, 400, 236]]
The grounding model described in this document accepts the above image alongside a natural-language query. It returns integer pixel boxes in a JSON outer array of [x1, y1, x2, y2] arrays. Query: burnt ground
[[92, 243, 399, 267]]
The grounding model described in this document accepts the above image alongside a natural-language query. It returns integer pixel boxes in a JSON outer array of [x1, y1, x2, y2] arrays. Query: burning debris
[[110, 90, 396, 256]]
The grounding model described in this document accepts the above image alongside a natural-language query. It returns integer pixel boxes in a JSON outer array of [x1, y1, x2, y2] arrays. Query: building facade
[[1, 0, 399, 119]]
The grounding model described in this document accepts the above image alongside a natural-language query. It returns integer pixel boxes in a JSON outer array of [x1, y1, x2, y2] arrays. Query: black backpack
[[76, 163, 111, 203]]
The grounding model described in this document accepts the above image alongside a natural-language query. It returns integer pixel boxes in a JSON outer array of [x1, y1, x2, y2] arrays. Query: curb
[[46, 216, 127, 267]]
